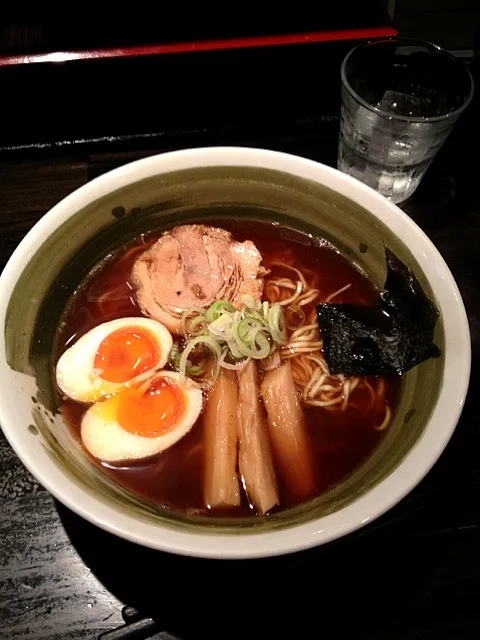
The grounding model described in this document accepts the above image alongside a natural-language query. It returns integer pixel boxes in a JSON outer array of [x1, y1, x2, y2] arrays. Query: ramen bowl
[[0, 147, 470, 558]]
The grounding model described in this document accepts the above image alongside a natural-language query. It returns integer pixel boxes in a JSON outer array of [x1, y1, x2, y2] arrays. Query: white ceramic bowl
[[0, 147, 470, 558]]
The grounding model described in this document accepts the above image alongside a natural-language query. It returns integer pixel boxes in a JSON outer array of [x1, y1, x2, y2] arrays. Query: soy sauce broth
[[56, 220, 399, 517]]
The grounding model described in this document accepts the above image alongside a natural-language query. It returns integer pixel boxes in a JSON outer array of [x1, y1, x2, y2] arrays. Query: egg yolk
[[116, 377, 186, 438], [94, 326, 160, 383]]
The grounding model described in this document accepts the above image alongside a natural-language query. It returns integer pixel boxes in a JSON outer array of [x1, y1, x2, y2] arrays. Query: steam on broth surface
[[55, 219, 399, 517]]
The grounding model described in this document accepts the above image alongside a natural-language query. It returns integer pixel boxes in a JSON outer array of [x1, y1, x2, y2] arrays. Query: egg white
[[80, 372, 202, 462], [56, 317, 173, 402]]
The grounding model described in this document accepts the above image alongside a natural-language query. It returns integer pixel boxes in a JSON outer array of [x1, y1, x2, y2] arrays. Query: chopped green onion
[[227, 339, 243, 359], [178, 335, 222, 380], [208, 313, 233, 340], [178, 295, 287, 378], [205, 300, 235, 323], [236, 317, 264, 342], [235, 331, 271, 359], [241, 294, 259, 310], [188, 315, 208, 337], [268, 303, 287, 345], [169, 342, 206, 376], [181, 306, 207, 337], [218, 348, 251, 371], [184, 360, 207, 376], [169, 342, 180, 359]]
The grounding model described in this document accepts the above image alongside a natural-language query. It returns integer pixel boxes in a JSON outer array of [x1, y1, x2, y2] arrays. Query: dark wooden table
[[1, 104, 480, 639]]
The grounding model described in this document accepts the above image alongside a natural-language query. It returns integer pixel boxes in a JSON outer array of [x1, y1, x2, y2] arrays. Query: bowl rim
[[0, 146, 471, 559]]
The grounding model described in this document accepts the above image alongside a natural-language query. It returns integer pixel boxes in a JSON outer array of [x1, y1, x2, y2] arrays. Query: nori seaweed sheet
[[316, 248, 441, 376]]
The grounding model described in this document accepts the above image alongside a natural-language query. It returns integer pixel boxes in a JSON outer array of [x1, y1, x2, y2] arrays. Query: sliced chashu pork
[[131, 224, 265, 333]]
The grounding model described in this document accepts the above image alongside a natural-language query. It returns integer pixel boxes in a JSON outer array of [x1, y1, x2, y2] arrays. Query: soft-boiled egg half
[[81, 371, 202, 462], [56, 317, 173, 403]]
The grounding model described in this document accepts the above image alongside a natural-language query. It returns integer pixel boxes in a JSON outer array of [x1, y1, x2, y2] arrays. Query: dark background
[[1, 2, 480, 639], [0, 2, 479, 158]]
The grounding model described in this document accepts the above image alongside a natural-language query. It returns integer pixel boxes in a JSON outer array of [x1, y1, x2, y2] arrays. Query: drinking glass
[[338, 37, 474, 204]]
